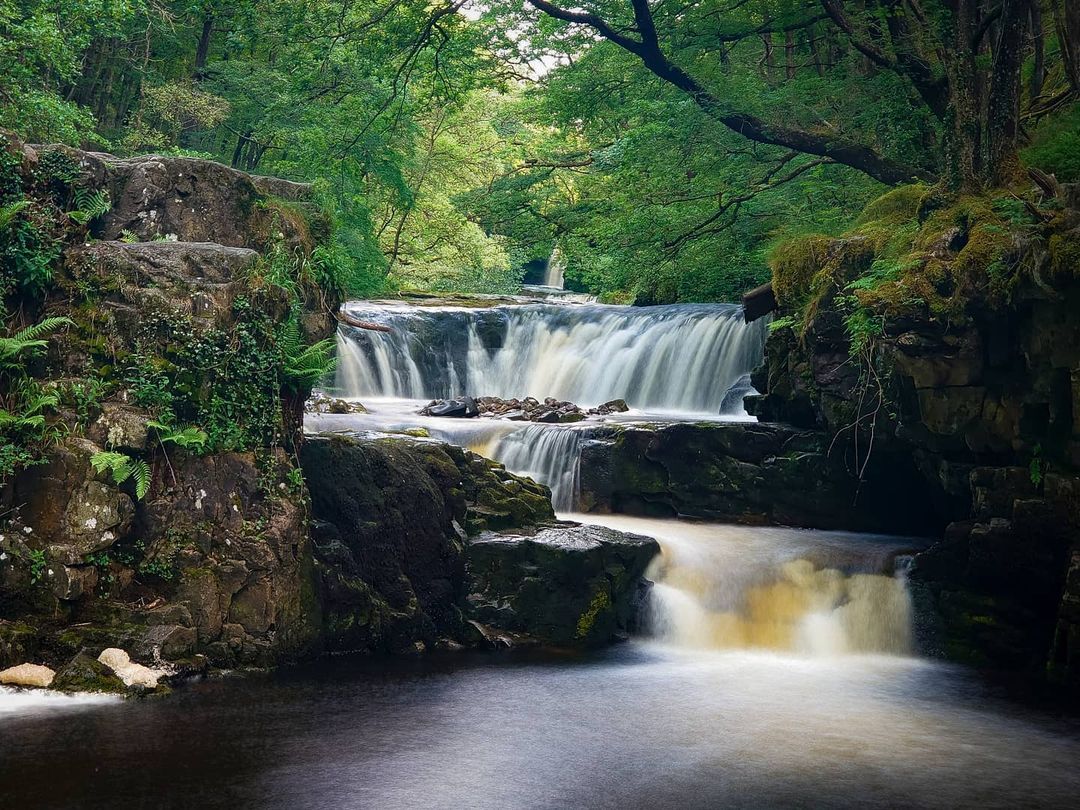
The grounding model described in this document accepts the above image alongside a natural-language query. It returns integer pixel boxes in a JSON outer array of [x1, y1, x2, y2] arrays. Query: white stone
[[97, 648, 165, 689], [0, 663, 56, 688]]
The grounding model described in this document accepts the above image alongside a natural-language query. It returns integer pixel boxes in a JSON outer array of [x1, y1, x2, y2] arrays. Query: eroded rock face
[[300, 434, 556, 653], [577, 421, 939, 533], [466, 524, 659, 646], [753, 238, 1080, 685]]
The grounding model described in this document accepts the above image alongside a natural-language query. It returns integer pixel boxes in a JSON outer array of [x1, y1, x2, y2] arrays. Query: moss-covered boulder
[[300, 433, 555, 653], [466, 523, 659, 647]]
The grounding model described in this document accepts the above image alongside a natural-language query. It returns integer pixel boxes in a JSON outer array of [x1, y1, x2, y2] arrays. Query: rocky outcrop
[[300, 434, 556, 654], [577, 421, 939, 533], [752, 195, 1080, 687], [466, 523, 659, 646]]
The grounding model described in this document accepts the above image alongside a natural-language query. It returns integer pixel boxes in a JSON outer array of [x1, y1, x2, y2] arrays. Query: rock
[[589, 399, 629, 415], [466, 523, 660, 646], [47, 564, 98, 601], [97, 648, 165, 689], [87, 402, 150, 451], [52, 652, 127, 694], [11, 437, 135, 560], [422, 396, 480, 418], [0, 663, 56, 688], [300, 434, 555, 653]]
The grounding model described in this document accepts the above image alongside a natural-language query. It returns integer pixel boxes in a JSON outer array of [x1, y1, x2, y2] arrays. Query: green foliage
[[0, 316, 73, 371], [1029, 444, 1044, 487], [1023, 104, 1080, 183], [27, 548, 47, 584], [0, 317, 71, 481], [90, 450, 151, 500], [68, 188, 110, 226], [279, 317, 336, 394], [146, 418, 209, 453]]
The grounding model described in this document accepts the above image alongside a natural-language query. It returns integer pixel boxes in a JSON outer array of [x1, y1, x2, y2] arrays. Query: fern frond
[[69, 188, 111, 225], [130, 459, 151, 499], [0, 200, 30, 231]]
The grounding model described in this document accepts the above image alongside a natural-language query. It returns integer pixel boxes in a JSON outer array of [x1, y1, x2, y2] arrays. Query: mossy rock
[[51, 651, 127, 694]]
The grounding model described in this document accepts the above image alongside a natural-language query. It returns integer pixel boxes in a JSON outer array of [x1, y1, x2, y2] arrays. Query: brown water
[[2, 518, 1078, 809]]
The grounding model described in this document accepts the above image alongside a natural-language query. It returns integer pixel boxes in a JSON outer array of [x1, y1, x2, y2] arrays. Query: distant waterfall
[[335, 301, 766, 414], [542, 248, 565, 289]]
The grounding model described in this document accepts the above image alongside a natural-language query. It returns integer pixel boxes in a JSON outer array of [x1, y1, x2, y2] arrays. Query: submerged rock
[[466, 523, 660, 647], [0, 663, 56, 688]]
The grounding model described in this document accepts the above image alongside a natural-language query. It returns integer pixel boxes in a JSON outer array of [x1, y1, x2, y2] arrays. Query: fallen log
[[336, 311, 393, 333], [742, 282, 777, 323]]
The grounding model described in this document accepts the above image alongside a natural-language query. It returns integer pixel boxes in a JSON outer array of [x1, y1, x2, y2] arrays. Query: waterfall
[[542, 248, 565, 289], [334, 301, 766, 415], [625, 517, 915, 655], [490, 426, 582, 511]]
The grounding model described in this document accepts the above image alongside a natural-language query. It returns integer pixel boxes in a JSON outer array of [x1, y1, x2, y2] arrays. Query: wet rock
[[0, 663, 55, 688], [466, 523, 660, 647], [301, 434, 555, 653], [51, 652, 127, 694], [422, 396, 480, 418]]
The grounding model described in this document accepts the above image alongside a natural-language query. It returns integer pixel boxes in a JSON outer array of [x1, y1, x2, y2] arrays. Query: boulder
[[301, 434, 555, 653], [466, 523, 660, 646], [11, 437, 135, 561], [0, 663, 56, 688], [51, 652, 127, 694]]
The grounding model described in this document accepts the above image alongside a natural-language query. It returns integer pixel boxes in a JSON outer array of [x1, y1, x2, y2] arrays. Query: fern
[[279, 317, 336, 393], [0, 200, 30, 231], [90, 450, 151, 499], [68, 188, 111, 225], [0, 316, 73, 370], [147, 419, 209, 452]]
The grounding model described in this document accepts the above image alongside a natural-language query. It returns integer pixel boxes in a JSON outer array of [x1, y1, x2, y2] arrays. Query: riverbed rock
[[51, 652, 127, 694], [0, 663, 56, 688], [466, 523, 659, 646]]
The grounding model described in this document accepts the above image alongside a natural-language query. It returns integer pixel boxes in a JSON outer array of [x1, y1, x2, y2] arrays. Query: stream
[[3, 294, 1080, 808]]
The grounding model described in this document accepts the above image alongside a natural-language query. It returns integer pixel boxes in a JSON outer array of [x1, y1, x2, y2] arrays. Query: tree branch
[[525, 0, 935, 184]]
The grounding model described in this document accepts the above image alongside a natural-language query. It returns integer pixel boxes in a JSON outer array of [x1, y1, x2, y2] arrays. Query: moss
[[855, 184, 929, 227], [769, 234, 833, 310], [1048, 231, 1080, 279], [575, 584, 612, 641]]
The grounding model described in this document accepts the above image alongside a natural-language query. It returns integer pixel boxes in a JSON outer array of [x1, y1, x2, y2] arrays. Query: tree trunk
[[785, 31, 796, 79], [194, 15, 214, 78], [942, 0, 984, 189], [987, 0, 1029, 185], [1056, 0, 1080, 93], [1030, 0, 1045, 100]]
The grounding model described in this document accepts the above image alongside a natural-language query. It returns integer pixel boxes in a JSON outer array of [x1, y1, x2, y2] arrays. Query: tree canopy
[[2, 0, 1077, 302]]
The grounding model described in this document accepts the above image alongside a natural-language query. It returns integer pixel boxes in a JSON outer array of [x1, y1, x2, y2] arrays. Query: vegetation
[[0, 0, 1076, 304]]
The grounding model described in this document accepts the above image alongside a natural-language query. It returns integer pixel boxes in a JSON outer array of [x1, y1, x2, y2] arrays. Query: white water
[[571, 513, 920, 657], [334, 301, 765, 414]]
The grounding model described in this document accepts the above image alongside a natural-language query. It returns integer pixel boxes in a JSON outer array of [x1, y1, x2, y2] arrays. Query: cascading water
[[542, 248, 565, 289], [334, 301, 766, 414], [576, 514, 919, 656]]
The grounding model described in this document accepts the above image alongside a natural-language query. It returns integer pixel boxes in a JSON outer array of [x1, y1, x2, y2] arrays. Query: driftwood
[[336, 311, 393, 333], [742, 282, 777, 323]]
